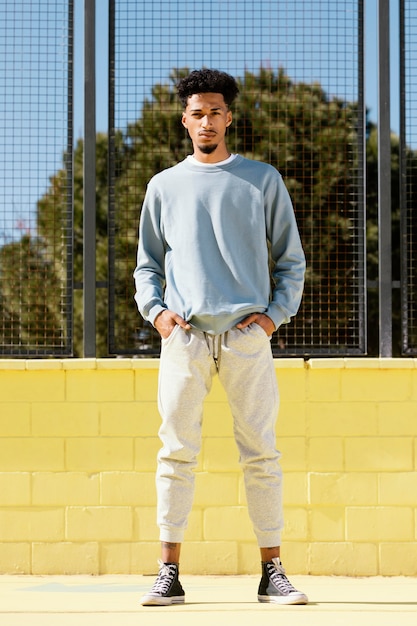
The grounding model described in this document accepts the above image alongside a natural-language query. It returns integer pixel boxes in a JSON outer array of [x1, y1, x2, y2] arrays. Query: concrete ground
[[0, 573, 416, 625]]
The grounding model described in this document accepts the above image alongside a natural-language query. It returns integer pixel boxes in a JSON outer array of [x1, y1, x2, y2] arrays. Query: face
[[181, 92, 232, 160]]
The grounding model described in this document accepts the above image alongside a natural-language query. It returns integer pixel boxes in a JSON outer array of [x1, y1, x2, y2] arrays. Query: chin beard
[[197, 143, 218, 154]]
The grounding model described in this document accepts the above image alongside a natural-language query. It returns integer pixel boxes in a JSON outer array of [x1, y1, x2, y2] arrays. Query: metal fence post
[[378, 0, 393, 357], [84, 0, 96, 357]]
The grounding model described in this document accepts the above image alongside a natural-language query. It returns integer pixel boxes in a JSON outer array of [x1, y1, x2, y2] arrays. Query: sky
[[73, 0, 401, 139]]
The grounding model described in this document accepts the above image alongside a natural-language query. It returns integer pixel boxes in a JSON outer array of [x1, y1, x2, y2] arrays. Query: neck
[[192, 144, 231, 164]]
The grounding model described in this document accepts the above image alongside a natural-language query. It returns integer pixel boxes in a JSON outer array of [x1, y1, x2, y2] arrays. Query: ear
[[226, 110, 232, 127], [181, 112, 188, 129]]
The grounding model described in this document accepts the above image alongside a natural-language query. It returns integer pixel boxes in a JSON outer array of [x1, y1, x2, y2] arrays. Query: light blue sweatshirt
[[134, 155, 305, 335]]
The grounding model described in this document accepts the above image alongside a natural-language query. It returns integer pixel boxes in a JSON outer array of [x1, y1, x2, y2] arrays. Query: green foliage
[[0, 235, 68, 352], [232, 68, 365, 351]]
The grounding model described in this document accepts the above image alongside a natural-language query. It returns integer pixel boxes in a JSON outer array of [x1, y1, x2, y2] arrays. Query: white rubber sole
[[258, 592, 308, 605], [141, 594, 185, 606]]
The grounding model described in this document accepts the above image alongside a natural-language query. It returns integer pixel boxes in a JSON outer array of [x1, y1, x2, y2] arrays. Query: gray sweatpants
[[156, 323, 283, 547]]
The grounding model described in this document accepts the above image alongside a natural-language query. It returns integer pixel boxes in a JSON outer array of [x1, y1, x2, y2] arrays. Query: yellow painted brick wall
[[0, 357, 416, 576]]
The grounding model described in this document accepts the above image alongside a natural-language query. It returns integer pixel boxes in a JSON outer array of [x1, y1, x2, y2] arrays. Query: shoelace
[[267, 562, 298, 594], [150, 560, 177, 595]]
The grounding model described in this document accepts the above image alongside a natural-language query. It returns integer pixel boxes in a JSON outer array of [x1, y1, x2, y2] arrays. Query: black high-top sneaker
[[257, 557, 308, 605], [140, 560, 185, 606]]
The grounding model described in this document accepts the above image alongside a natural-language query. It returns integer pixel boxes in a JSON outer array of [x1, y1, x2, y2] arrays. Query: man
[[134, 68, 307, 606]]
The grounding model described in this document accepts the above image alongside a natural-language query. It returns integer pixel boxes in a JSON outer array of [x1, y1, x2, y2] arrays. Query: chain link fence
[[0, 0, 73, 356], [401, 0, 417, 354], [1, 1, 416, 358], [109, 0, 366, 356]]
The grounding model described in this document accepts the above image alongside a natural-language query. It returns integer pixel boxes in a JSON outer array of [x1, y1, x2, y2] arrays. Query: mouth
[[198, 131, 216, 138]]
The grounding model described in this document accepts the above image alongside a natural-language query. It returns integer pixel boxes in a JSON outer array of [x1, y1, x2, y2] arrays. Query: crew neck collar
[[186, 153, 237, 167]]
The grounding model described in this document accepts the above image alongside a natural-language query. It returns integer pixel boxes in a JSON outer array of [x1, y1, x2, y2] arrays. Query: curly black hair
[[177, 69, 239, 108]]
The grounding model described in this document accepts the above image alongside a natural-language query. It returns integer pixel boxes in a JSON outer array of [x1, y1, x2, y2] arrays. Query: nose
[[201, 115, 212, 128]]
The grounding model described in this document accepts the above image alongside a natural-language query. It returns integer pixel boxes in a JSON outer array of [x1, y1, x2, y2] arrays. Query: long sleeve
[[264, 173, 306, 329], [133, 182, 167, 325]]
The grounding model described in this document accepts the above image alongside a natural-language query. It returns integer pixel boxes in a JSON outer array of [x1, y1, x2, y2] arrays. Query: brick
[[96, 359, 133, 370], [276, 541, 309, 575], [282, 472, 308, 506], [180, 541, 239, 574], [202, 405, 234, 437], [66, 370, 134, 402], [307, 402, 378, 436], [205, 377, 228, 402], [307, 370, 341, 401], [134, 438, 160, 472], [380, 543, 417, 576], [378, 402, 417, 435], [194, 472, 239, 506], [32, 403, 99, 436], [0, 472, 31, 505], [0, 543, 31, 574], [65, 438, 133, 471], [101, 471, 156, 506], [341, 369, 412, 402], [204, 506, 253, 541], [0, 370, 65, 402], [307, 359, 347, 369], [66, 507, 133, 541], [32, 542, 99, 575], [310, 507, 345, 541], [184, 510, 205, 542], [130, 357, 159, 368], [344, 358, 404, 369], [275, 358, 305, 369], [276, 402, 306, 436], [134, 370, 159, 402], [307, 437, 344, 471], [379, 473, 417, 505], [134, 506, 159, 541], [100, 402, 160, 436], [0, 360, 26, 370], [282, 507, 308, 540], [0, 439, 64, 471], [0, 404, 30, 435], [26, 360, 63, 370], [238, 475, 246, 504], [131, 358, 159, 371], [0, 508, 64, 541], [309, 472, 378, 505], [202, 438, 240, 472], [100, 541, 160, 574], [2, 359, 417, 578], [346, 506, 414, 541], [379, 359, 415, 369], [32, 472, 99, 505], [276, 369, 307, 402], [238, 541, 259, 574], [309, 542, 378, 576], [62, 359, 96, 370], [279, 437, 307, 471], [344, 359, 379, 368], [345, 437, 413, 471]]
